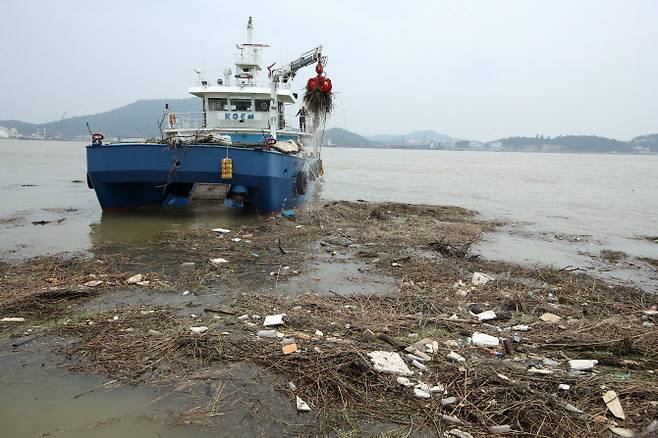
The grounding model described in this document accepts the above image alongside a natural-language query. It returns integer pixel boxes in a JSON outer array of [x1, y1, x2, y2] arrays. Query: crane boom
[[268, 46, 323, 141]]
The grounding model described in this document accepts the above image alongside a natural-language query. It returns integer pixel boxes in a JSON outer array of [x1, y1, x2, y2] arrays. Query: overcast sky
[[1, 0, 657, 140]]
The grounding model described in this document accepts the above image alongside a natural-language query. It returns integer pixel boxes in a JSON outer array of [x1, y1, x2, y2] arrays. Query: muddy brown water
[[1, 139, 657, 436]]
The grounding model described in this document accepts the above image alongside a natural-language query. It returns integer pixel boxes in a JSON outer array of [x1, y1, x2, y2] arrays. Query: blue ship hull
[[86, 142, 321, 214]]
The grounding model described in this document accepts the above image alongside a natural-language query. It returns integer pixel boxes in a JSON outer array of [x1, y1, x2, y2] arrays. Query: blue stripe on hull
[[86, 143, 319, 213]]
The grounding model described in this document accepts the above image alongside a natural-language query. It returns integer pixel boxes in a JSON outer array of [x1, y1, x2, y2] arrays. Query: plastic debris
[[569, 359, 598, 371], [448, 314, 459, 321], [182, 290, 190, 296], [472, 272, 494, 285], [429, 384, 445, 393], [231, 237, 242, 242], [237, 314, 249, 321], [511, 324, 530, 331], [296, 396, 311, 411], [288, 381, 297, 391], [210, 258, 229, 265], [447, 351, 466, 363], [406, 353, 425, 362], [441, 414, 461, 424], [444, 430, 472, 438], [256, 330, 278, 338], [314, 330, 324, 336], [211, 227, 230, 234], [608, 426, 636, 437], [413, 387, 431, 398], [471, 332, 500, 347], [83, 280, 103, 287], [367, 351, 413, 376], [476, 310, 497, 321], [281, 209, 296, 219], [528, 367, 553, 375], [282, 343, 298, 355], [411, 360, 427, 371], [190, 326, 208, 334], [126, 274, 143, 284], [263, 314, 286, 326], [542, 358, 559, 367], [558, 384, 571, 391], [488, 425, 512, 434], [540, 312, 562, 323], [396, 376, 414, 387], [136, 280, 150, 286], [1, 317, 25, 322], [441, 396, 458, 406], [563, 402, 584, 414], [602, 390, 626, 420]]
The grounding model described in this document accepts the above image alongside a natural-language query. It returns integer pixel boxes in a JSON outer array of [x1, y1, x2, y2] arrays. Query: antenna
[[194, 68, 203, 85]]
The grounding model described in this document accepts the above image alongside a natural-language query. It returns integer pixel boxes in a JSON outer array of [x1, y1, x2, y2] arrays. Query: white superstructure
[[165, 17, 322, 143]]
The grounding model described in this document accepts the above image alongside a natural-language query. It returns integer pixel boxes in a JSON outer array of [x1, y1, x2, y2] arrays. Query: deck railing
[[165, 112, 299, 132]]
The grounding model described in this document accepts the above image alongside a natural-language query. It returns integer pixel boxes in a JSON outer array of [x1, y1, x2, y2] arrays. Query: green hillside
[[0, 98, 200, 139]]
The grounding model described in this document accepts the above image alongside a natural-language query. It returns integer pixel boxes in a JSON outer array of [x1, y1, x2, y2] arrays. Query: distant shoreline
[[2, 137, 657, 155]]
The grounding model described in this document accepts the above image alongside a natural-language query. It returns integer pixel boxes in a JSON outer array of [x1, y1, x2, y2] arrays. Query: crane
[[267, 46, 324, 141]]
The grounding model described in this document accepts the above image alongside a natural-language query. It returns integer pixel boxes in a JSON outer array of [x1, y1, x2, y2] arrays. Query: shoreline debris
[[471, 272, 494, 285], [368, 351, 413, 376], [471, 332, 500, 347], [126, 274, 143, 284], [569, 359, 598, 371], [189, 326, 208, 334], [296, 396, 311, 412], [263, 314, 286, 327], [1, 317, 25, 322], [602, 390, 626, 420]]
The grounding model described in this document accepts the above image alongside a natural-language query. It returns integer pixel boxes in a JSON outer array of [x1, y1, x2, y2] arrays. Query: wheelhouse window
[[230, 98, 252, 111], [208, 98, 228, 111], [255, 99, 270, 112]]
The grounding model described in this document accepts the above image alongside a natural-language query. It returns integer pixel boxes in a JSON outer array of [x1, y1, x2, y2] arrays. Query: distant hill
[[487, 135, 636, 153], [0, 98, 200, 139], [1, 99, 656, 154], [322, 127, 376, 147], [631, 133, 658, 152], [368, 130, 457, 145]]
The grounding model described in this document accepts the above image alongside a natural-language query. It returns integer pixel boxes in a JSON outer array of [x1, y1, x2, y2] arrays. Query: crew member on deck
[[296, 106, 307, 132]]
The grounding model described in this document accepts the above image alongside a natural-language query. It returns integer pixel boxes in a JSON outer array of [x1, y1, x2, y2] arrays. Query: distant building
[[0, 127, 22, 139], [488, 141, 503, 151]]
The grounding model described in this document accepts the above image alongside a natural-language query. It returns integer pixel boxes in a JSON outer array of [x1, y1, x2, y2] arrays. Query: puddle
[[475, 228, 658, 292], [1, 337, 313, 437], [280, 258, 396, 296]]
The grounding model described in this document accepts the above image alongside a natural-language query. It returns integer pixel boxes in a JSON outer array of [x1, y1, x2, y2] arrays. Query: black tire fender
[[295, 171, 308, 195]]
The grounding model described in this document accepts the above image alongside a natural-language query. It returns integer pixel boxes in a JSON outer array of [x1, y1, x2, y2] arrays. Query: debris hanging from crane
[[303, 60, 334, 116]]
